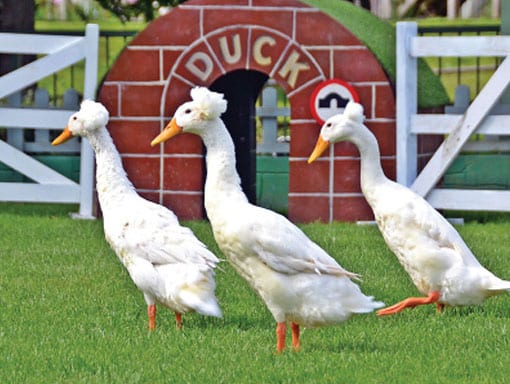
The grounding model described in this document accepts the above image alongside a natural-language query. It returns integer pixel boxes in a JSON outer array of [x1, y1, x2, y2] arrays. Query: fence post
[[396, 22, 418, 187], [75, 23, 99, 219]]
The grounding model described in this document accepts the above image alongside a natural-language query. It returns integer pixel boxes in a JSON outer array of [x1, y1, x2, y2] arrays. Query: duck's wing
[[376, 184, 481, 269], [107, 200, 219, 268], [237, 205, 358, 278]]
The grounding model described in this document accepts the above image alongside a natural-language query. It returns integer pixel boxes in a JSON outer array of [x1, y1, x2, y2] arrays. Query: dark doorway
[[210, 69, 268, 204]]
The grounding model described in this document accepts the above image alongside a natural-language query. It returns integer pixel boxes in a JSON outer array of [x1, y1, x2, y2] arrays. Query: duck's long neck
[[200, 120, 248, 214], [350, 125, 388, 201], [85, 126, 136, 208]]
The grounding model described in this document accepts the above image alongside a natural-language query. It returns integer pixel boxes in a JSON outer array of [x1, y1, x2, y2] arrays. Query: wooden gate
[[396, 21, 510, 211], [0, 24, 98, 218]]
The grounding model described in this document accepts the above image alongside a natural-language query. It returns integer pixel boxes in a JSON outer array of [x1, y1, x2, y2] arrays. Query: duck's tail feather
[[351, 297, 385, 313], [487, 278, 510, 293], [179, 288, 223, 318]]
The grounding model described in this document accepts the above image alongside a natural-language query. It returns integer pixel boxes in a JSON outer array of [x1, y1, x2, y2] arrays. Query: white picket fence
[[0, 24, 98, 218], [396, 21, 510, 211], [256, 82, 290, 155]]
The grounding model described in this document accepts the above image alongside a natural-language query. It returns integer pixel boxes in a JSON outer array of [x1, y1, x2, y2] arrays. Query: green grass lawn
[[1, 203, 510, 383]]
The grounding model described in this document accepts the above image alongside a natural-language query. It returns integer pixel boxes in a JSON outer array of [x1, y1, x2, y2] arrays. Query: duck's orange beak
[[150, 118, 182, 146], [307, 136, 330, 163], [51, 127, 74, 146]]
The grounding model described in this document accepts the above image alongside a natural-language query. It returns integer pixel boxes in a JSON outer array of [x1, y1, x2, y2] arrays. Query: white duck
[[52, 100, 222, 330], [151, 87, 383, 352], [308, 102, 510, 316]]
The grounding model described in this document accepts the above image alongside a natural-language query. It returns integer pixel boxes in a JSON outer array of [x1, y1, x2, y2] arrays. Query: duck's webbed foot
[[377, 291, 441, 316]]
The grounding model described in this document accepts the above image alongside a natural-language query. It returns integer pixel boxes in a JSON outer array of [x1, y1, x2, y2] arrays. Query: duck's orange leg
[[175, 312, 183, 330], [148, 304, 156, 330], [291, 322, 300, 352], [276, 322, 286, 353], [377, 291, 441, 316]]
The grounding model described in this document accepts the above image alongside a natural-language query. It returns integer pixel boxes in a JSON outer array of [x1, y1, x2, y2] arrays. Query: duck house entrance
[[98, 0, 403, 222], [211, 69, 268, 204]]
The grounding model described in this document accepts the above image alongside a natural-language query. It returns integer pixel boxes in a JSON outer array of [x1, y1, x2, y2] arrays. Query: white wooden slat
[[0, 183, 80, 203], [396, 22, 419, 187], [0, 33, 82, 55], [24, 142, 81, 154], [77, 140, 95, 218], [0, 38, 85, 99], [33, 88, 52, 146], [257, 107, 290, 116], [0, 140, 76, 185], [83, 24, 99, 100], [411, 114, 510, 135], [0, 108, 74, 129], [78, 24, 99, 218], [462, 141, 510, 152], [0, 24, 98, 218], [411, 56, 510, 197], [427, 189, 510, 211], [411, 36, 510, 57]]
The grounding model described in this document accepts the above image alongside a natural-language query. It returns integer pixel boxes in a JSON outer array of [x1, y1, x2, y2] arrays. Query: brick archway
[[98, 0, 396, 222], [160, 24, 325, 207]]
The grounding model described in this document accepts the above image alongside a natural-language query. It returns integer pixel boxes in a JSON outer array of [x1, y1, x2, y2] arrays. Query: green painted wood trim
[[443, 154, 510, 189], [0, 155, 80, 183]]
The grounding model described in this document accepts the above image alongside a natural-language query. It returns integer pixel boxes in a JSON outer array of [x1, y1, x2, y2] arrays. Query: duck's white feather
[[61, 100, 221, 319], [103, 199, 221, 317], [172, 88, 383, 328], [226, 204, 358, 278], [105, 198, 218, 268], [318, 102, 510, 307]]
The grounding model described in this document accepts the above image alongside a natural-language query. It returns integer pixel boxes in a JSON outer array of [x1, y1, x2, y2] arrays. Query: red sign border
[[309, 79, 360, 125]]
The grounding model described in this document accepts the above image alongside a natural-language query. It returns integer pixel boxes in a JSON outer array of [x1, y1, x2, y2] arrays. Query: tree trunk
[[0, 0, 35, 76]]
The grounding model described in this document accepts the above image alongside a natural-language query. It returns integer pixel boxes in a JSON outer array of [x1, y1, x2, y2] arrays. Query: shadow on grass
[[183, 311, 273, 332], [305, 338, 389, 355]]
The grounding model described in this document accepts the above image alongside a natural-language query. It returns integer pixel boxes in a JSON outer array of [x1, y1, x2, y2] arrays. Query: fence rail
[[396, 21, 510, 212], [36, 29, 139, 68], [418, 24, 501, 96], [0, 24, 99, 217], [15, 24, 500, 106]]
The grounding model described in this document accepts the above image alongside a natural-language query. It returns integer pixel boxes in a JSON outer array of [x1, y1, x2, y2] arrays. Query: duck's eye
[[185, 109, 192, 114], [326, 123, 332, 128], [72, 116, 78, 121]]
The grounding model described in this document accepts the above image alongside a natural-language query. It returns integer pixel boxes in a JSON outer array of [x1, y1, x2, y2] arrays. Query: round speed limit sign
[[309, 79, 359, 124]]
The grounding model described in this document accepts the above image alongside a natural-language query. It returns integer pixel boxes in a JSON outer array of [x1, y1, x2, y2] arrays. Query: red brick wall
[[98, 0, 399, 222]]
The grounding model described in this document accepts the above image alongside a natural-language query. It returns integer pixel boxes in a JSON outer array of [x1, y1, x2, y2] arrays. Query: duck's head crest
[[343, 101, 365, 124], [52, 100, 109, 145], [190, 87, 227, 121], [78, 100, 109, 131]]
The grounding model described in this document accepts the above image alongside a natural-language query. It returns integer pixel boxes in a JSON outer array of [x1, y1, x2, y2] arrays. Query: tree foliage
[[95, 0, 187, 22]]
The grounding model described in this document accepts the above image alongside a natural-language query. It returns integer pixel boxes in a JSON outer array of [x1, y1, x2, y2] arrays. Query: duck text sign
[[175, 27, 322, 91]]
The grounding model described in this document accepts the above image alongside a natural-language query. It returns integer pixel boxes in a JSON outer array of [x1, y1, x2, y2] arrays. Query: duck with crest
[[308, 102, 510, 316], [151, 87, 383, 353], [52, 100, 222, 330]]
